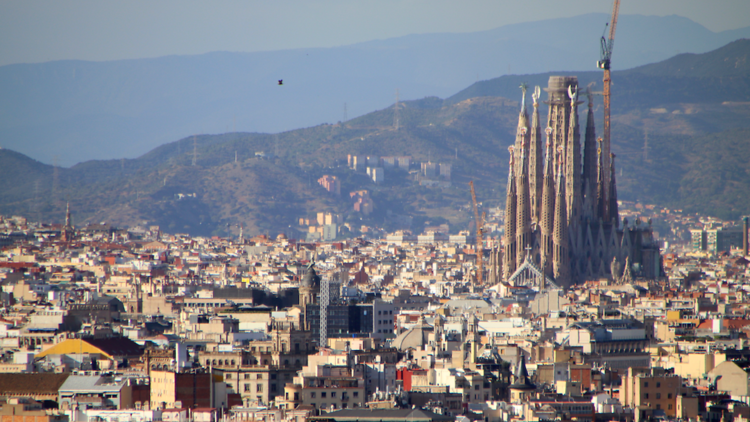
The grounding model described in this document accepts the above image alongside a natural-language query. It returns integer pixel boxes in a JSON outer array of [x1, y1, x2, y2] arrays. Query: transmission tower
[[394, 89, 400, 131], [192, 135, 197, 166], [319, 276, 330, 350], [52, 155, 60, 209], [343, 103, 348, 123]]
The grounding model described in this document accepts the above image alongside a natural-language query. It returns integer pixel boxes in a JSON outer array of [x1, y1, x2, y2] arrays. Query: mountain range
[[2, 13, 750, 167], [1, 38, 750, 237]]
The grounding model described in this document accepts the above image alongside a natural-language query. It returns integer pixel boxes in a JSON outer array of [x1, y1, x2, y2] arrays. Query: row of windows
[[309, 391, 359, 399], [310, 403, 359, 409], [643, 393, 672, 400]]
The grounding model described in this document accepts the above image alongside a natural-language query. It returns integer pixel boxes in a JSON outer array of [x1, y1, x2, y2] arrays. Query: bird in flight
[[278, 80, 283, 85]]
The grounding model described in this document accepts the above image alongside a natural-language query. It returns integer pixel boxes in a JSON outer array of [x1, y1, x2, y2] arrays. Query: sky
[[1, 0, 749, 67]]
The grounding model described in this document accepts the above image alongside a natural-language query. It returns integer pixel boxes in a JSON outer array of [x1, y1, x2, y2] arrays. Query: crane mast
[[597, 0, 620, 210], [469, 181, 484, 286]]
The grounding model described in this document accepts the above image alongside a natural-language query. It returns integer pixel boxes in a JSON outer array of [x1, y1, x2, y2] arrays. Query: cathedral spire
[[582, 87, 598, 219], [64, 202, 71, 229], [529, 86, 544, 224], [514, 84, 530, 176], [540, 130, 555, 277], [516, 138, 532, 269], [503, 147, 517, 280], [553, 149, 570, 288], [565, 84, 582, 230]]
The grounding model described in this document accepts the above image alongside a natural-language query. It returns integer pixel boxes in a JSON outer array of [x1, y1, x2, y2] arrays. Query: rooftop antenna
[[192, 135, 197, 166], [394, 89, 400, 131]]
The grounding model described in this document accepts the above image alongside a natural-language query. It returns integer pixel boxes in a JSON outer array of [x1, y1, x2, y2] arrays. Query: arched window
[[231, 360, 235, 366], [295, 359, 301, 366], [284, 359, 289, 366]]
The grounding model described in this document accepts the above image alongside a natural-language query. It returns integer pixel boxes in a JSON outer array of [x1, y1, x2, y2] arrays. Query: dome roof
[[392, 321, 433, 352], [301, 265, 320, 288]]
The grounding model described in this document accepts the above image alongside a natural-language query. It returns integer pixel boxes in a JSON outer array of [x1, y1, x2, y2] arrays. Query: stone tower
[[529, 86, 544, 224], [503, 149, 517, 280]]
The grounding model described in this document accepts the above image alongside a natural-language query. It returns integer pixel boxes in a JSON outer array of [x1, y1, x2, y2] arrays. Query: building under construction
[[489, 76, 663, 291]]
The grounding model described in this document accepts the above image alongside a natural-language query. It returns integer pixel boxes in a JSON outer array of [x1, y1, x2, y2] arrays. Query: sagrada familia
[[489, 76, 662, 291]]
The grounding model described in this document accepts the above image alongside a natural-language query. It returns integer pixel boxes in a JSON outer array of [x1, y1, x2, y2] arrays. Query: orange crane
[[469, 181, 484, 286], [597, 0, 621, 193]]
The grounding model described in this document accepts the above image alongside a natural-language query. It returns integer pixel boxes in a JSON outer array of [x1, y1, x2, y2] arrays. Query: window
[[311, 392, 316, 399], [668, 404, 673, 410], [668, 393, 672, 399], [245, 374, 251, 380], [226, 374, 232, 379], [474, 385, 480, 390], [244, 384, 251, 392], [353, 392, 358, 397], [656, 404, 661, 410], [256, 374, 263, 380], [644, 382, 649, 387], [257, 384, 263, 392], [656, 382, 661, 388], [331, 392, 336, 398], [271, 384, 277, 392], [656, 393, 661, 399], [271, 374, 277, 380], [322, 392, 327, 398], [644, 393, 649, 399]]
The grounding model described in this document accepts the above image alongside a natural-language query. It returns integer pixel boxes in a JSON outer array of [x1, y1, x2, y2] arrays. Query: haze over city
[[1, 2, 750, 422]]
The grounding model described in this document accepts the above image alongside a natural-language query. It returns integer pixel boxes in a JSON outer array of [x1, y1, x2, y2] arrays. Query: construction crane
[[469, 181, 484, 286], [597, 0, 621, 195]]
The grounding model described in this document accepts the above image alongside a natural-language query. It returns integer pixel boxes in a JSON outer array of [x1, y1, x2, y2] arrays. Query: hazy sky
[[1, 0, 749, 67]]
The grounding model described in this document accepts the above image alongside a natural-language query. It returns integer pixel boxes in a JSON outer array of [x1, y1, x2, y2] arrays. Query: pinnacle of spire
[[529, 86, 544, 225], [503, 147, 518, 280]]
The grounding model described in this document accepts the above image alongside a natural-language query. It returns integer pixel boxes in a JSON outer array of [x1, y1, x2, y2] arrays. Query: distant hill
[[2, 40, 750, 235], [1, 14, 749, 166]]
